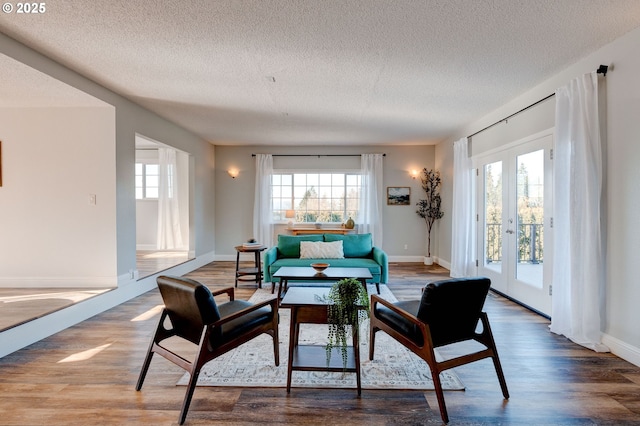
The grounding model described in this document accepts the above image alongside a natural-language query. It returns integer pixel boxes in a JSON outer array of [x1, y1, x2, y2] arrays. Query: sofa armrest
[[372, 246, 388, 283], [263, 246, 279, 283]]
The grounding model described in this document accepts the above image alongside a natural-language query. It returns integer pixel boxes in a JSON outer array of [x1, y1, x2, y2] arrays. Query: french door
[[475, 133, 553, 316]]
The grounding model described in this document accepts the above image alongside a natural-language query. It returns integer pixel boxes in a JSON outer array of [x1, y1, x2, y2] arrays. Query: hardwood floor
[[136, 250, 191, 279], [0, 250, 188, 333], [1, 261, 639, 425]]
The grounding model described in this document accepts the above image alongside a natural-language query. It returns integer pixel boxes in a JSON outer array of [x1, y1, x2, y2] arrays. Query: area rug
[[177, 284, 465, 391]]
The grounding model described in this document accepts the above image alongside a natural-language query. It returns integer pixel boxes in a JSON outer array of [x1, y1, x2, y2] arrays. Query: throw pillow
[[300, 241, 344, 259]]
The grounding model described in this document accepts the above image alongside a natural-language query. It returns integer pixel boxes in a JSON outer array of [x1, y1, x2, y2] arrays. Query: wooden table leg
[[286, 306, 298, 393], [255, 250, 262, 288], [234, 250, 241, 287], [277, 279, 287, 300], [353, 322, 361, 396]]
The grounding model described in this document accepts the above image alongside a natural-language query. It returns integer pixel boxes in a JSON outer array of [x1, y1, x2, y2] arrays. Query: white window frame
[[271, 169, 361, 223], [135, 162, 160, 200]]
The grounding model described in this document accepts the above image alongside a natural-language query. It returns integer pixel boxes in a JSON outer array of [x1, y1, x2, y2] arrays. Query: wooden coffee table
[[272, 266, 373, 299], [280, 286, 363, 395]]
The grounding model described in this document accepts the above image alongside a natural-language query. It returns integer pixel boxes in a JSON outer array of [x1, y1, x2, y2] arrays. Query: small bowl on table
[[311, 262, 330, 272]]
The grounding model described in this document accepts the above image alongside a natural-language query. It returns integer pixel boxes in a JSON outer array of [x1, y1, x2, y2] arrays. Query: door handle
[[506, 229, 514, 234]]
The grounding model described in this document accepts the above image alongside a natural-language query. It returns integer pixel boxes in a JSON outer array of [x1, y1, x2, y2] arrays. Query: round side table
[[234, 245, 267, 288]]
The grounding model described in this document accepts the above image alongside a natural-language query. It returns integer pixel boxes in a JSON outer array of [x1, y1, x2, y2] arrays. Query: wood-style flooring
[[0, 250, 189, 332], [136, 250, 191, 279], [0, 261, 639, 425]]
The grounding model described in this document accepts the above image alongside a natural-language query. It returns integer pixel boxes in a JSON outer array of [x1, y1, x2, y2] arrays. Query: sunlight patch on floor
[[131, 305, 164, 322], [58, 343, 113, 363]]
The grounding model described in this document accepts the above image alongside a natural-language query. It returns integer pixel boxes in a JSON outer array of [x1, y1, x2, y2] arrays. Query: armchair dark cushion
[[136, 275, 279, 425], [370, 277, 508, 424]]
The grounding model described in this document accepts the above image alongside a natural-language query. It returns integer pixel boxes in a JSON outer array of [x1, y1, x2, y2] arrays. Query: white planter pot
[[423, 256, 433, 266]]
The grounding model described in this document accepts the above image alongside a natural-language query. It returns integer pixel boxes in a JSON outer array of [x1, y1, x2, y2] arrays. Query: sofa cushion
[[324, 233, 373, 257], [300, 241, 344, 259], [277, 234, 324, 258]]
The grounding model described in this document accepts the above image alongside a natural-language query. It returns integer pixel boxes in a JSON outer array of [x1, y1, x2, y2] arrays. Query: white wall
[[214, 144, 435, 261], [0, 33, 216, 356], [0, 107, 117, 287], [436, 26, 640, 365]]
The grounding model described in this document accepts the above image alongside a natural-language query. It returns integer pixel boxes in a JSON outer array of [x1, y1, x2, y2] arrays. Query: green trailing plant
[[323, 278, 370, 369], [416, 168, 444, 258]]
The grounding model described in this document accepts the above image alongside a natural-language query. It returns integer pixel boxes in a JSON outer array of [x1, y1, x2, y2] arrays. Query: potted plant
[[416, 168, 444, 265], [324, 278, 370, 369]]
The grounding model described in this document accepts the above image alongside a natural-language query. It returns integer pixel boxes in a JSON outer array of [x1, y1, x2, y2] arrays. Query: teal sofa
[[263, 233, 388, 293]]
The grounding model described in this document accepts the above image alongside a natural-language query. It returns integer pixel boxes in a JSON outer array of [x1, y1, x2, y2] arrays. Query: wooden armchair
[[136, 275, 279, 424], [369, 277, 509, 424]]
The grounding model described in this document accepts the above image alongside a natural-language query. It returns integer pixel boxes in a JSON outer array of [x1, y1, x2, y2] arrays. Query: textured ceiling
[[1, 0, 640, 145]]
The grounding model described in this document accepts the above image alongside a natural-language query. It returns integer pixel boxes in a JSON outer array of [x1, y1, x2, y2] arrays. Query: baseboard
[[387, 255, 426, 262], [435, 257, 451, 270], [0, 250, 216, 359], [0, 276, 118, 288], [602, 333, 640, 368]]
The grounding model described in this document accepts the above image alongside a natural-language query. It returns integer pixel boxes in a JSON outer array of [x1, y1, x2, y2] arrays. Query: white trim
[[602, 333, 640, 368], [0, 250, 215, 358], [435, 257, 452, 271], [386, 255, 428, 263], [0, 277, 118, 288]]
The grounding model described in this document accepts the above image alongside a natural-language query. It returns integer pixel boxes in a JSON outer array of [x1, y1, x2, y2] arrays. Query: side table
[[234, 245, 267, 288], [280, 287, 362, 395]]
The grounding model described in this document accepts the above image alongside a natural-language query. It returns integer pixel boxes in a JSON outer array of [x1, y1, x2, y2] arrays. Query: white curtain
[[450, 137, 475, 277], [550, 72, 609, 352], [359, 154, 384, 247], [253, 154, 274, 248], [157, 148, 183, 250]]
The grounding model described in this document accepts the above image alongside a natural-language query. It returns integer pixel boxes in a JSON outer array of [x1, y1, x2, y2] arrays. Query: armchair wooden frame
[[370, 292, 509, 424], [136, 282, 279, 425]]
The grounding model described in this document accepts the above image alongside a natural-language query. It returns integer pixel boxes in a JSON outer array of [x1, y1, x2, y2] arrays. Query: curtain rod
[[468, 64, 609, 140], [467, 93, 555, 139], [251, 154, 385, 157]]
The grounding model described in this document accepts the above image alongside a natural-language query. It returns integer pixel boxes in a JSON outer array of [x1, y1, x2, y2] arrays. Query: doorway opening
[[135, 134, 193, 278]]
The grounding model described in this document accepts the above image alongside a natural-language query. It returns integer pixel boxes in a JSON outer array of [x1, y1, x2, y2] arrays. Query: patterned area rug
[[177, 284, 465, 391]]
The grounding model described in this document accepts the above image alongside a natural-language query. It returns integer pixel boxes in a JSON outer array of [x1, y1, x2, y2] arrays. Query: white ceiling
[[1, 0, 640, 145]]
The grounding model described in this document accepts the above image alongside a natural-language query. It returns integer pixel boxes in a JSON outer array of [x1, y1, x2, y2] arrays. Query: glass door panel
[[475, 132, 553, 316], [484, 161, 503, 274], [515, 149, 544, 288]]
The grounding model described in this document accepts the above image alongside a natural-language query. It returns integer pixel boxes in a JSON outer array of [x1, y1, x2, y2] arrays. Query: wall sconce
[[285, 209, 295, 227], [228, 168, 239, 179], [410, 169, 420, 179]]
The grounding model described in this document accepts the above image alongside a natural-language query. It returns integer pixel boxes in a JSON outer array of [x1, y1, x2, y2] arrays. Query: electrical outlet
[[89, 194, 97, 205], [404, 244, 408, 250]]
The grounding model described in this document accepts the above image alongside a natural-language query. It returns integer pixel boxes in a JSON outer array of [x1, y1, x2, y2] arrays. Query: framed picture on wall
[[387, 186, 410, 205]]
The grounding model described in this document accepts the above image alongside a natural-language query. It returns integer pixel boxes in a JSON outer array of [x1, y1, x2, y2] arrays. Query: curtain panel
[[550, 72, 608, 352], [253, 154, 274, 248], [157, 148, 183, 250], [450, 137, 475, 277], [359, 154, 384, 247]]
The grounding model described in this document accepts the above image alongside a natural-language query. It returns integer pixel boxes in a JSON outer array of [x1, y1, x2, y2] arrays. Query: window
[[271, 172, 361, 223], [136, 163, 159, 199]]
